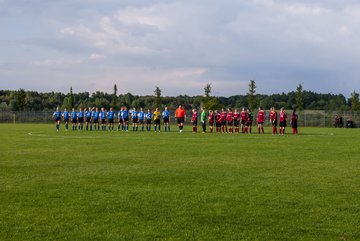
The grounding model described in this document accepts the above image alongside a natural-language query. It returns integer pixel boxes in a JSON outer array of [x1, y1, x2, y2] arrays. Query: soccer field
[[1, 124, 359, 240]]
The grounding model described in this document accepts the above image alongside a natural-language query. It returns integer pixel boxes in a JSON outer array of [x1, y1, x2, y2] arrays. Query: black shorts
[[139, 119, 145, 124], [221, 120, 226, 126], [163, 117, 169, 123], [132, 118, 138, 123], [72, 119, 77, 124], [234, 120, 240, 127], [272, 120, 278, 126], [146, 119, 151, 125], [291, 122, 298, 129], [123, 118, 129, 123], [64, 119, 69, 123], [246, 121, 252, 127], [280, 121, 286, 127], [192, 120, 197, 126], [101, 119, 106, 124], [216, 122, 222, 128], [241, 120, 246, 125], [227, 120, 233, 126], [78, 117, 84, 123], [93, 119, 99, 124], [108, 119, 114, 124], [86, 117, 91, 123], [154, 119, 160, 125], [55, 118, 60, 122], [258, 122, 264, 125], [209, 121, 214, 126], [177, 117, 184, 125]]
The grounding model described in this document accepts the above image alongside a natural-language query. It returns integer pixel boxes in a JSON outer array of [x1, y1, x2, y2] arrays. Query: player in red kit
[[270, 107, 278, 135], [191, 108, 198, 133], [279, 107, 287, 135], [290, 109, 298, 134], [244, 108, 253, 134], [215, 110, 222, 133], [227, 108, 234, 133], [208, 110, 214, 133], [257, 106, 265, 134], [233, 109, 240, 134], [220, 108, 227, 133], [240, 108, 248, 133]]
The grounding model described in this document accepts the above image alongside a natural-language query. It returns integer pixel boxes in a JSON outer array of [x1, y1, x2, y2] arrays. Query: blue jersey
[[107, 111, 115, 120], [71, 111, 77, 119], [132, 111, 138, 119], [162, 110, 170, 119], [85, 111, 92, 119], [78, 111, 84, 118], [100, 111, 106, 120], [118, 111, 122, 119], [54, 111, 61, 119], [122, 110, 129, 119], [63, 111, 69, 120], [138, 111, 145, 120], [93, 111, 99, 120], [146, 112, 152, 120]]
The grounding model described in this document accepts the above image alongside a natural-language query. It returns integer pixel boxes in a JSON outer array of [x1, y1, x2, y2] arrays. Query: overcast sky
[[1, 0, 359, 97]]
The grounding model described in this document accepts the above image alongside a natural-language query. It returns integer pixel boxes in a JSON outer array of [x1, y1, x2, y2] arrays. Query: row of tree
[[0, 81, 359, 112]]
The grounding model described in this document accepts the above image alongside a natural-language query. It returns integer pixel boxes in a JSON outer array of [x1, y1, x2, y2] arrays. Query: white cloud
[[1, 0, 360, 96]]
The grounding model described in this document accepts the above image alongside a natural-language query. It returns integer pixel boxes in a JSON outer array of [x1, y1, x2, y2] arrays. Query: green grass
[[1, 124, 360, 241]]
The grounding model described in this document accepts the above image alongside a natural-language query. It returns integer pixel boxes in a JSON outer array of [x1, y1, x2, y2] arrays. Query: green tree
[[350, 90, 360, 111], [204, 83, 212, 98], [247, 80, 256, 110], [111, 84, 118, 108], [69, 86, 74, 109], [154, 86, 162, 108], [296, 84, 304, 110], [16, 88, 26, 111]]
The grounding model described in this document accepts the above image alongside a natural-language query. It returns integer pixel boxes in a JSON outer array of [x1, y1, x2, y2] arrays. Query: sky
[[1, 0, 360, 97]]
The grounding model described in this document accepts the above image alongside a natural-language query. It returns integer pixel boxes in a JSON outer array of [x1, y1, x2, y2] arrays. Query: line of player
[[52, 106, 170, 132], [52, 105, 299, 135], [192, 106, 298, 135]]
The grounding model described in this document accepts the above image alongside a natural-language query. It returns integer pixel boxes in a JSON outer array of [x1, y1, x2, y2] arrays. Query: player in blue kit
[[145, 109, 152, 131], [117, 107, 123, 131], [62, 108, 70, 131], [93, 107, 100, 131], [107, 108, 115, 131], [122, 107, 129, 131], [85, 108, 92, 131], [78, 108, 84, 130], [131, 108, 138, 131], [71, 108, 77, 131], [162, 106, 170, 132], [52, 107, 61, 132], [138, 108, 145, 131], [100, 107, 107, 131]]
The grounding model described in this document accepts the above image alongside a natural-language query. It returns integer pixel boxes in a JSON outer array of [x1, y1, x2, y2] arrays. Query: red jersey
[[241, 111, 247, 121], [208, 113, 214, 124], [220, 111, 227, 121], [291, 113, 298, 122], [191, 112, 197, 122], [270, 111, 277, 122], [215, 113, 222, 123], [226, 112, 233, 121], [257, 111, 265, 123], [233, 113, 240, 122], [279, 111, 287, 122]]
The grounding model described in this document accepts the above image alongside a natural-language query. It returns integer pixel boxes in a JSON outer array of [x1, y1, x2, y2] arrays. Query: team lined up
[[53, 105, 299, 135], [191, 106, 298, 135], [52, 106, 170, 132]]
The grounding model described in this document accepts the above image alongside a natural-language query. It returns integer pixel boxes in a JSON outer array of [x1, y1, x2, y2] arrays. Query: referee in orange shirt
[[175, 105, 186, 132]]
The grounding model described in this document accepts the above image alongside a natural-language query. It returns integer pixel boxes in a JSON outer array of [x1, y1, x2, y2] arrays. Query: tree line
[[0, 82, 359, 112]]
